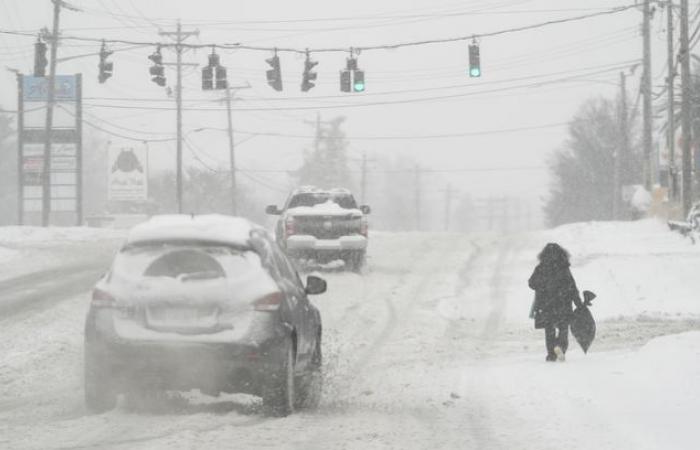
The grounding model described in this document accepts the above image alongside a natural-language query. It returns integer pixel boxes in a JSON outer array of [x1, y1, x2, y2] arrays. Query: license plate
[[146, 306, 217, 327]]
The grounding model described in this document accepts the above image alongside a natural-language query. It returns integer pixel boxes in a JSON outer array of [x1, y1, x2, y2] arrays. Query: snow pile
[[539, 219, 700, 319]]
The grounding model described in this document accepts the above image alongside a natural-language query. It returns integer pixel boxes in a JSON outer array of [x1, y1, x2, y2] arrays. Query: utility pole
[[414, 165, 421, 230], [666, 0, 677, 201], [642, 0, 654, 190], [360, 152, 368, 205], [615, 72, 629, 220], [41, 1, 62, 226], [160, 22, 198, 214], [223, 84, 250, 216], [225, 87, 236, 215], [680, 0, 693, 215], [442, 183, 456, 231]]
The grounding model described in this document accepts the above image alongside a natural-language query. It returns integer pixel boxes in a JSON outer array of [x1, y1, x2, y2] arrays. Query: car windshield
[[112, 243, 260, 281], [288, 193, 357, 209]]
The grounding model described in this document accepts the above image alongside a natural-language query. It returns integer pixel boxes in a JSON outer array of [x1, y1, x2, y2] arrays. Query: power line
[[0, 4, 639, 54], [79, 64, 637, 112]]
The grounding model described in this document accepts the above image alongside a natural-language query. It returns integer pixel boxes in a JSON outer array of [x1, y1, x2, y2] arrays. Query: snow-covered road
[[1, 222, 699, 450]]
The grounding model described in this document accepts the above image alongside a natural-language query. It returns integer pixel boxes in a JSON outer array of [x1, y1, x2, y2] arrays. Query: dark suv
[[84, 214, 326, 416], [266, 187, 370, 271]]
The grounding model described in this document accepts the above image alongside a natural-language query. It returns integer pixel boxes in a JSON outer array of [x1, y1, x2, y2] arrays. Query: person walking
[[528, 243, 582, 362]]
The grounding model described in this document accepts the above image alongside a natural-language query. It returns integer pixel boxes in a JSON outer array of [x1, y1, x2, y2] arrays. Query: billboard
[[108, 146, 148, 202]]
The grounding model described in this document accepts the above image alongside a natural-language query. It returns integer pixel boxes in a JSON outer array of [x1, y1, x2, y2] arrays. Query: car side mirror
[[305, 275, 327, 295], [266, 205, 281, 215], [360, 205, 371, 215], [583, 290, 596, 306]]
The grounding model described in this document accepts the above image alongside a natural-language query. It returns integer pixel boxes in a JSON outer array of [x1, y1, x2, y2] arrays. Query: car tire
[[262, 337, 296, 417], [346, 251, 366, 273], [295, 336, 323, 410], [84, 344, 117, 413]]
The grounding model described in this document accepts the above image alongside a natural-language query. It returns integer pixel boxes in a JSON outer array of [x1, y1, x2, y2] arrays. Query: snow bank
[[539, 219, 700, 319]]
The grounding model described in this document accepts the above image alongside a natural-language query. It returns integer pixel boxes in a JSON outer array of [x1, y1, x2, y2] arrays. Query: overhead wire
[[0, 4, 640, 54]]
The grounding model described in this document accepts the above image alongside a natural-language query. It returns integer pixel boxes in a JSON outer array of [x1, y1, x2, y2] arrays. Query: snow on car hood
[[287, 200, 362, 217]]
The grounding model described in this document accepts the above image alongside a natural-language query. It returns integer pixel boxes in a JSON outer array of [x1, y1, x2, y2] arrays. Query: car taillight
[[285, 217, 296, 237], [91, 288, 116, 308], [253, 292, 284, 311], [360, 218, 368, 237]]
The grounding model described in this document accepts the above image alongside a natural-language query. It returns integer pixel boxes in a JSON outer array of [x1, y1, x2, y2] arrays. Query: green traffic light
[[353, 82, 365, 92], [469, 67, 481, 77]]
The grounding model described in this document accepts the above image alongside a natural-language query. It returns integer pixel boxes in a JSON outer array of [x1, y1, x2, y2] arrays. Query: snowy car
[[84, 214, 326, 416], [266, 187, 371, 271]]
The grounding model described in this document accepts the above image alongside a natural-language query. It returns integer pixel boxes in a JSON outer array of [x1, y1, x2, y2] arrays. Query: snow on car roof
[[293, 186, 352, 195], [126, 214, 260, 247]]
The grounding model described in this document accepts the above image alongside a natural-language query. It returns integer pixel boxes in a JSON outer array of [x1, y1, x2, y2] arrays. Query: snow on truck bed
[[287, 200, 362, 217]]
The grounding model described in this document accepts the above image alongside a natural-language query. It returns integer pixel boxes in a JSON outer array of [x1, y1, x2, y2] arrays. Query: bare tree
[[545, 97, 642, 226]]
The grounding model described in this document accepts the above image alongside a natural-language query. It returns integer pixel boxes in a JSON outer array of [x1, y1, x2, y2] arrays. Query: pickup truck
[[266, 187, 370, 271]]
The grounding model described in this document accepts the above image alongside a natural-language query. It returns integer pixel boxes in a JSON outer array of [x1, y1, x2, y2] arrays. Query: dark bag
[[570, 291, 597, 353]]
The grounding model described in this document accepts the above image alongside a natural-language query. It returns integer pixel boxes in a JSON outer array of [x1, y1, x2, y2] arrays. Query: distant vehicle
[[668, 202, 700, 242], [266, 187, 371, 271], [84, 214, 326, 416]]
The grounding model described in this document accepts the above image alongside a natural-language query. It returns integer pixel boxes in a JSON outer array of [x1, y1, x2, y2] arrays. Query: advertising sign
[[22, 75, 77, 101], [18, 74, 82, 225], [108, 146, 148, 202]]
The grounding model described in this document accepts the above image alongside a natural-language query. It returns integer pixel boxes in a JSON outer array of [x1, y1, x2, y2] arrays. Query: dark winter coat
[[528, 262, 582, 329]]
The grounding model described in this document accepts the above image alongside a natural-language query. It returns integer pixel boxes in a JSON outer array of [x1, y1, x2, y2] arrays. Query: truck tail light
[[360, 218, 368, 237], [253, 292, 284, 311], [91, 288, 116, 308], [285, 217, 296, 237]]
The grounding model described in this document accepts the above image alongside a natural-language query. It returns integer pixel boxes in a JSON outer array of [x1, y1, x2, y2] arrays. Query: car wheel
[[295, 337, 323, 410], [263, 338, 296, 417], [84, 344, 117, 413], [346, 251, 366, 273]]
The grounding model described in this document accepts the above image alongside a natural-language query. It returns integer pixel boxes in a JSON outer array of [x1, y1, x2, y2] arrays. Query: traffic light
[[98, 41, 113, 84], [340, 57, 365, 93], [340, 69, 351, 92], [148, 47, 166, 86], [202, 65, 213, 90], [353, 70, 365, 92], [215, 66, 227, 89], [203, 51, 226, 90], [33, 38, 47, 77], [301, 53, 317, 92], [266, 54, 282, 91], [469, 43, 481, 78]]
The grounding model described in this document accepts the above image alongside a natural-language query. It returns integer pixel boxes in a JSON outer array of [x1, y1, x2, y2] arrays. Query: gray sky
[[0, 0, 674, 214]]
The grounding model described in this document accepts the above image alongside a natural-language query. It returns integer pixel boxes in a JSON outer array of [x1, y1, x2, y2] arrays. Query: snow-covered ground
[[0, 219, 698, 449]]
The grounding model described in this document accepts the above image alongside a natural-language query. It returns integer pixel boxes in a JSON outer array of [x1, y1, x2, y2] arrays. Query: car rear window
[[112, 243, 261, 281], [288, 193, 357, 209]]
